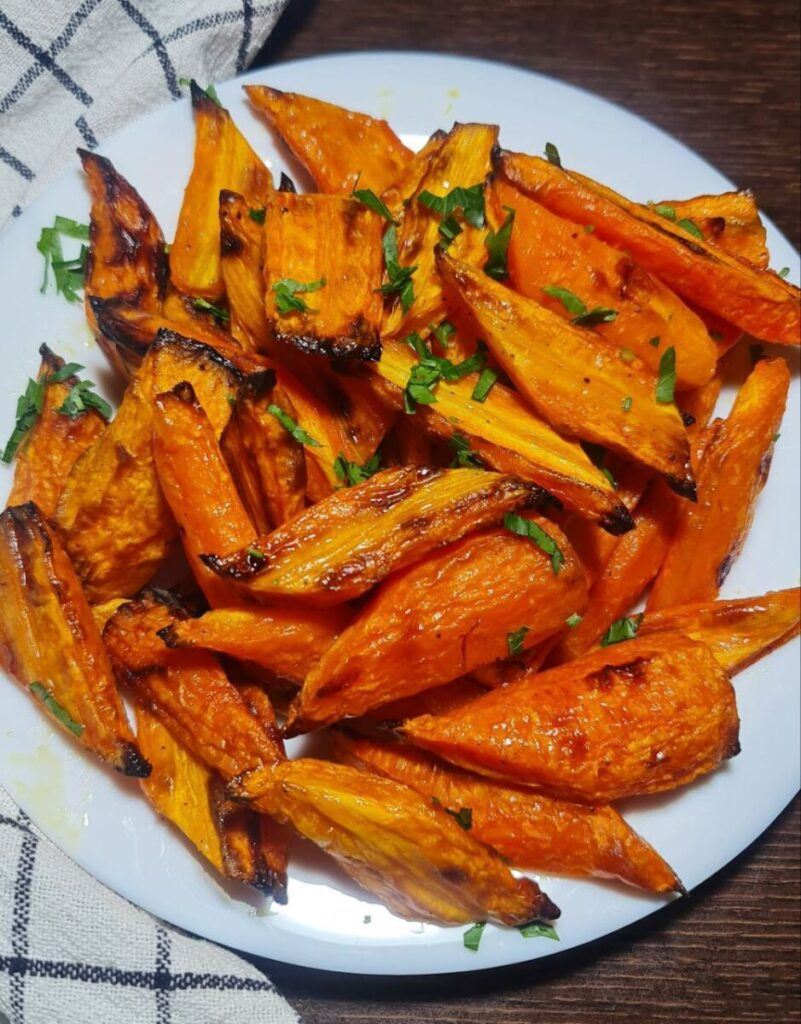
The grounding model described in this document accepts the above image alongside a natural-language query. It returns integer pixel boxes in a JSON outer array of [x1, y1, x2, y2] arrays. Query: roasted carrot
[[286, 524, 588, 734], [361, 676, 490, 724], [245, 85, 412, 195], [219, 189, 268, 353], [655, 190, 768, 268], [333, 733, 683, 894], [497, 150, 799, 345], [440, 253, 695, 497], [403, 633, 740, 803], [648, 357, 790, 610], [172, 82, 272, 300], [489, 174, 717, 389], [381, 130, 447, 218], [0, 504, 149, 777]]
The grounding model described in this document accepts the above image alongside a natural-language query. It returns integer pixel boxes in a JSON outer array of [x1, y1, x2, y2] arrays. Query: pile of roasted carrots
[[0, 80, 799, 934]]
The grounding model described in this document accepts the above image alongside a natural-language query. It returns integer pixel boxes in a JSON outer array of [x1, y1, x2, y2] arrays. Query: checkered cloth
[[0, 0, 288, 229], [0, 2, 301, 1021]]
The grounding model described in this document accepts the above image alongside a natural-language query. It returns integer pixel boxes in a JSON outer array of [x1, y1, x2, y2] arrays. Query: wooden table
[[250, 3, 801, 1021]]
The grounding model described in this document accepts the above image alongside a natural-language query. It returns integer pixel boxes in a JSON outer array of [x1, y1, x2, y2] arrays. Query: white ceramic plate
[[0, 52, 798, 976]]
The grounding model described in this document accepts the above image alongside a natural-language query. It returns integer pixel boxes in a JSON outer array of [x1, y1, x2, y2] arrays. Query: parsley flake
[[544, 142, 562, 167], [649, 336, 661, 348], [430, 320, 456, 348], [471, 366, 498, 403], [518, 922, 559, 941], [507, 626, 530, 656], [432, 797, 474, 831], [248, 207, 266, 224], [58, 380, 112, 421], [267, 404, 322, 447], [352, 188, 397, 223], [419, 184, 485, 248], [334, 451, 382, 487], [449, 433, 482, 468], [2, 378, 44, 463], [179, 78, 221, 106], [504, 513, 565, 575], [402, 334, 487, 413], [656, 346, 677, 404], [37, 216, 90, 303], [566, 613, 583, 628], [193, 297, 231, 325], [272, 278, 326, 316], [246, 547, 265, 561], [542, 285, 617, 327], [677, 217, 704, 239], [652, 204, 676, 221], [778, 266, 790, 279], [379, 225, 416, 313], [600, 614, 643, 647], [30, 682, 84, 737], [483, 206, 515, 281], [463, 922, 486, 952], [621, 396, 633, 413]]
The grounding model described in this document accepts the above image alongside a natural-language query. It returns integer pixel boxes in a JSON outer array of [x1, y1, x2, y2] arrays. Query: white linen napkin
[[0, 3, 301, 1022]]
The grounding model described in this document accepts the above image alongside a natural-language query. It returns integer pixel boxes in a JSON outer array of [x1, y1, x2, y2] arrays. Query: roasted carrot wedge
[[245, 85, 412, 194], [172, 82, 273, 300], [56, 331, 241, 601], [263, 192, 384, 361], [497, 151, 800, 345], [103, 590, 285, 782], [638, 589, 801, 674], [230, 758, 558, 926], [219, 189, 268, 353], [654, 190, 768, 268], [152, 381, 256, 604], [158, 605, 352, 686], [362, 677, 491, 724], [489, 175, 717, 389], [381, 130, 447, 218], [648, 357, 790, 610], [370, 337, 632, 532], [333, 733, 683, 894], [208, 777, 286, 898], [286, 524, 588, 734], [6, 346, 107, 516], [383, 123, 498, 339], [202, 466, 546, 606], [403, 633, 740, 803], [0, 503, 149, 777], [80, 150, 167, 317], [440, 253, 695, 496]]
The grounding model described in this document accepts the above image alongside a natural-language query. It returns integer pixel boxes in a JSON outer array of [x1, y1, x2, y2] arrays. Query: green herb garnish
[[2, 379, 45, 463], [352, 188, 397, 223], [656, 345, 677, 404], [193, 297, 231, 325], [649, 336, 661, 347], [30, 682, 84, 737], [463, 922, 486, 952], [402, 334, 487, 412], [544, 142, 562, 167], [483, 206, 515, 281], [419, 184, 486, 248], [600, 614, 643, 647], [566, 613, 583, 628], [430, 321, 456, 348], [542, 285, 617, 327], [504, 512, 565, 575], [333, 451, 382, 487], [471, 366, 498, 403], [677, 217, 703, 239], [379, 225, 416, 313], [518, 922, 559, 941], [272, 278, 326, 316], [267, 404, 322, 447], [37, 216, 90, 303], [449, 433, 482, 468], [652, 204, 676, 221], [179, 78, 221, 106], [621, 396, 633, 413], [248, 208, 266, 224], [246, 547, 266, 561], [58, 380, 112, 421], [778, 267, 790, 279], [432, 798, 473, 831], [507, 626, 530, 656]]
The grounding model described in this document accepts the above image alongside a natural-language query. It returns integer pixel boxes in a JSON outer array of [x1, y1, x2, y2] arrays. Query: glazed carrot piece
[[380, 130, 447, 218], [489, 174, 717, 389], [245, 85, 412, 194], [159, 605, 352, 686], [285, 524, 588, 734], [0, 504, 149, 777], [219, 189, 268, 353], [383, 123, 499, 338], [497, 150, 800, 345], [152, 381, 256, 604], [648, 357, 790, 610], [230, 758, 558, 926], [202, 466, 546, 607], [403, 633, 740, 803], [654, 190, 769, 268], [361, 677, 490, 724], [333, 733, 683, 894], [370, 337, 632, 533], [263, 192, 384, 361], [6, 346, 107, 517], [638, 589, 801, 674], [56, 331, 242, 601], [172, 82, 273, 300], [440, 253, 695, 497]]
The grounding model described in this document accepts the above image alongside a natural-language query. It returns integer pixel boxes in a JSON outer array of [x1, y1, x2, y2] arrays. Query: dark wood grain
[[249, 4, 801, 1021]]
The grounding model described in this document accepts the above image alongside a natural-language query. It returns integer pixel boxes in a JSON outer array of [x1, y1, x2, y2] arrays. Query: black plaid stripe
[[7, 810, 38, 1024], [0, 8, 92, 107], [0, 0, 102, 116], [116, 0, 181, 100], [236, 1, 254, 73], [0, 144, 34, 181], [0, 957, 276, 992], [75, 114, 98, 149], [155, 926, 171, 1024], [146, 3, 280, 50]]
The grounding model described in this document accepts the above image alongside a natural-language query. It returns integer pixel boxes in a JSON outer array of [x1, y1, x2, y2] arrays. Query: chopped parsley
[[652, 204, 676, 221], [504, 512, 565, 575], [418, 184, 485, 249], [621, 396, 633, 413], [432, 797, 474, 831], [246, 547, 266, 561], [542, 285, 617, 327], [272, 278, 326, 316], [267, 404, 321, 447], [37, 216, 90, 303], [677, 217, 704, 239], [566, 613, 583, 628], [463, 922, 486, 952], [248, 207, 266, 224], [2, 379, 44, 463], [656, 345, 677, 404], [600, 614, 643, 647], [483, 206, 515, 281], [30, 682, 84, 737], [179, 78, 221, 106], [518, 922, 559, 941], [352, 187, 397, 223], [192, 297, 230, 325], [58, 380, 112, 420], [507, 626, 530, 656], [379, 225, 416, 313], [430, 320, 456, 348], [471, 366, 498, 403], [649, 336, 661, 347], [618, 348, 636, 364], [449, 432, 482, 468], [778, 266, 790, 279], [333, 451, 382, 487], [402, 334, 487, 413], [544, 142, 562, 167]]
